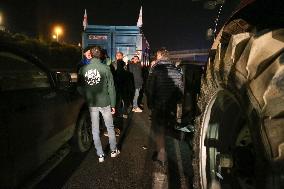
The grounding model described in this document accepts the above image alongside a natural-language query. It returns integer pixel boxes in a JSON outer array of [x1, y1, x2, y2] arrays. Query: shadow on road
[[116, 113, 134, 150]]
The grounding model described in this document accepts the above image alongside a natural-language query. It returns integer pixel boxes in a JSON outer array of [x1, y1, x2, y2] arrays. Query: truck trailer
[[82, 25, 150, 66]]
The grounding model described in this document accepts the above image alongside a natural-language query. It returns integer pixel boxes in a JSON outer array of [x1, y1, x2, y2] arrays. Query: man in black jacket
[[146, 48, 184, 165], [128, 55, 144, 112], [115, 60, 135, 118]]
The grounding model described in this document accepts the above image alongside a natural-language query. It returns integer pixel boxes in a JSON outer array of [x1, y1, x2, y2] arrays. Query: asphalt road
[[36, 105, 194, 189]]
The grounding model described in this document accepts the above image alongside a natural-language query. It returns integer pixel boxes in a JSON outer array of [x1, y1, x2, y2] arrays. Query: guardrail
[[169, 49, 209, 62]]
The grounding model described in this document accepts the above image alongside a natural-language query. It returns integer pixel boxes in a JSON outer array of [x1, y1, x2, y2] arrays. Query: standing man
[[146, 48, 184, 165], [128, 55, 144, 113], [110, 51, 128, 117], [77, 46, 93, 72], [78, 46, 120, 163], [108, 51, 130, 136], [110, 51, 126, 74], [115, 61, 135, 118], [100, 49, 111, 65]]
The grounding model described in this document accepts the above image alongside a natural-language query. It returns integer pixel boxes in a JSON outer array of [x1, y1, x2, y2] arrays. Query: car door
[[0, 49, 69, 187], [54, 73, 84, 135]]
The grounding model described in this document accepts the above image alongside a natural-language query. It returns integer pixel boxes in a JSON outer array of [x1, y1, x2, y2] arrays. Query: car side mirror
[[55, 72, 71, 89]]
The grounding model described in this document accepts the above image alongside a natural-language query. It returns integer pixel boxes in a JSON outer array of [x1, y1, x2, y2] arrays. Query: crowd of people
[[77, 46, 184, 167]]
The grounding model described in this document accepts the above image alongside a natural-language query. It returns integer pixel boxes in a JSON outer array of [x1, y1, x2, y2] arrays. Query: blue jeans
[[89, 106, 117, 156], [133, 88, 140, 108]]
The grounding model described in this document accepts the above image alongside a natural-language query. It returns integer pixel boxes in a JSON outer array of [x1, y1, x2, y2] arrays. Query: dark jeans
[[151, 109, 174, 163], [116, 94, 131, 116]]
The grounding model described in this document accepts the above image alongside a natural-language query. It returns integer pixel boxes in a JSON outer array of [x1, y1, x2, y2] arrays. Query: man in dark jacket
[[108, 52, 132, 135], [76, 46, 93, 72], [110, 51, 126, 74], [78, 46, 120, 163], [109, 51, 130, 117], [128, 55, 144, 113], [115, 61, 135, 118], [146, 48, 184, 165]]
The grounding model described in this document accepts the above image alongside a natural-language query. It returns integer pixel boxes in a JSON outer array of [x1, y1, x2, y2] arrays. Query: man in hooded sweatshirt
[[77, 46, 120, 163]]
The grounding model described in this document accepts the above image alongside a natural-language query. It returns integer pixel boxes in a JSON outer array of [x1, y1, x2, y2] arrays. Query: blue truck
[[82, 25, 150, 66]]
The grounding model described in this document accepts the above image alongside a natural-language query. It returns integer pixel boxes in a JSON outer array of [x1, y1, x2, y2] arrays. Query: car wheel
[[192, 19, 284, 189], [71, 110, 93, 152]]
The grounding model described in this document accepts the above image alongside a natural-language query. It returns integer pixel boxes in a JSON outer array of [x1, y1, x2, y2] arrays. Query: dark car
[[0, 44, 93, 188]]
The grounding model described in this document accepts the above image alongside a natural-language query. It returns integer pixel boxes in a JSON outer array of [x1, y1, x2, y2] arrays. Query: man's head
[[83, 46, 93, 60], [132, 55, 140, 64], [91, 46, 102, 59], [100, 49, 109, 61], [115, 52, 124, 61], [156, 48, 169, 60]]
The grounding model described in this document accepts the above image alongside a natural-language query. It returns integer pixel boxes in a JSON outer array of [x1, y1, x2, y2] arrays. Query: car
[[0, 44, 93, 188]]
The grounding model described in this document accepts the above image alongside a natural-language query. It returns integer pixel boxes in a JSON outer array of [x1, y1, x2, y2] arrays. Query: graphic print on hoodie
[[84, 69, 101, 86]]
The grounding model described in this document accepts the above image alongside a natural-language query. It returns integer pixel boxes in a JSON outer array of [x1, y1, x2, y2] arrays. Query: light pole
[[54, 26, 63, 42], [0, 12, 4, 31], [0, 13, 2, 25]]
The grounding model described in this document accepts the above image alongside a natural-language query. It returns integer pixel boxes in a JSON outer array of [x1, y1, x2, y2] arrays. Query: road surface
[[36, 105, 193, 189]]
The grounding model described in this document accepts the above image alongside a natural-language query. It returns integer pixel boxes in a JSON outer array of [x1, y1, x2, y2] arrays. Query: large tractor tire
[[192, 16, 284, 189]]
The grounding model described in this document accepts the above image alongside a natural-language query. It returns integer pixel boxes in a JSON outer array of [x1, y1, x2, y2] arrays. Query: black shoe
[[114, 128, 120, 136], [154, 159, 167, 167], [152, 151, 158, 161], [152, 152, 167, 167], [153, 160, 167, 174]]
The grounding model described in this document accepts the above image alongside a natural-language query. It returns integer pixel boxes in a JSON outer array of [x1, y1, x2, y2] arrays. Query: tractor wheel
[[192, 18, 284, 189]]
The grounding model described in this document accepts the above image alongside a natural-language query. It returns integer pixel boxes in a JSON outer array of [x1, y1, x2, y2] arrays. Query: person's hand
[[111, 107, 116, 115]]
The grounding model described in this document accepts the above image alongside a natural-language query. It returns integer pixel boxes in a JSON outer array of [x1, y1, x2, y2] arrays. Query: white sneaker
[[103, 131, 108, 137], [134, 107, 143, 113], [111, 149, 120, 158], [98, 155, 105, 163]]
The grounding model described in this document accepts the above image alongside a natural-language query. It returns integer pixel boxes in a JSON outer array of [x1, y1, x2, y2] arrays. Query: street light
[[53, 26, 63, 42], [0, 12, 5, 31], [0, 13, 2, 25]]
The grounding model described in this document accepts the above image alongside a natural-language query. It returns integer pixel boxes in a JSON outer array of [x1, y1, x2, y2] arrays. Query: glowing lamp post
[[0, 12, 4, 31], [53, 26, 63, 42], [0, 13, 2, 25]]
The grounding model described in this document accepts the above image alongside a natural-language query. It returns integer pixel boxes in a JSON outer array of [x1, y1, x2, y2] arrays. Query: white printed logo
[[84, 69, 101, 85]]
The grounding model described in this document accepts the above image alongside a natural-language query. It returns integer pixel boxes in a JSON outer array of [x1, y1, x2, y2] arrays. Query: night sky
[[0, 0, 239, 50]]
